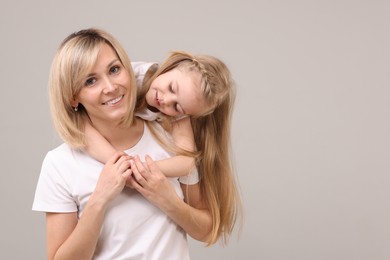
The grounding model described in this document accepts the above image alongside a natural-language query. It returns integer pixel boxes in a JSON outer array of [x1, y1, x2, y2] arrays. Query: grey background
[[1, 0, 389, 259]]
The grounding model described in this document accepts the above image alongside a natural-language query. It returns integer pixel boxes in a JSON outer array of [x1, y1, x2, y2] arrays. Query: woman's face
[[73, 43, 132, 126], [145, 68, 209, 117]]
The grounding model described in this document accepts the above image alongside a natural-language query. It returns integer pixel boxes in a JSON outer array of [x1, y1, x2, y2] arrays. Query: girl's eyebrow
[[180, 104, 187, 115], [175, 80, 187, 114], [175, 79, 180, 94]]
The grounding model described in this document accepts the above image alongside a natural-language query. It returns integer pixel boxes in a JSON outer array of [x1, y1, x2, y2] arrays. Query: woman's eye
[[85, 78, 96, 86], [110, 66, 120, 74]]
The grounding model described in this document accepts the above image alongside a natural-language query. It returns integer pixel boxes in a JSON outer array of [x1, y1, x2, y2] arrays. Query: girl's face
[[73, 43, 132, 126], [145, 68, 209, 117]]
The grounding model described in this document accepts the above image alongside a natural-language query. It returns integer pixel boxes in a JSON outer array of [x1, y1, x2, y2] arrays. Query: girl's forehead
[[175, 67, 202, 82], [177, 65, 200, 76]]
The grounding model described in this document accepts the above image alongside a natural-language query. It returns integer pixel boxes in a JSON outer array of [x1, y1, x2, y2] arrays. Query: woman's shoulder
[[131, 61, 159, 89], [47, 143, 73, 155], [45, 143, 84, 163]]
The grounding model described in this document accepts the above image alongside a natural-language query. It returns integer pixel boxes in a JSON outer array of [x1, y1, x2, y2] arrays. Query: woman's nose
[[102, 77, 117, 93]]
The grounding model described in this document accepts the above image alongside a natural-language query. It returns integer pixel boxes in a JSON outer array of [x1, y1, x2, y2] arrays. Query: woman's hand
[[91, 152, 133, 205], [127, 155, 181, 211]]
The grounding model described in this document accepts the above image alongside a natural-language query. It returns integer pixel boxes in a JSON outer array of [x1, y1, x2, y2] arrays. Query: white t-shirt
[[32, 123, 190, 260], [132, 62, 199, 185]]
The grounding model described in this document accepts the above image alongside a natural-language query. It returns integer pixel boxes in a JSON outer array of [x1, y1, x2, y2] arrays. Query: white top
[[32, 123, 190, 260], [132, 61, 199, 185]]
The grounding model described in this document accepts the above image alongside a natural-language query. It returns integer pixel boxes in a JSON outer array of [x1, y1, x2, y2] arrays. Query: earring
[[74, 105, 78, 112]]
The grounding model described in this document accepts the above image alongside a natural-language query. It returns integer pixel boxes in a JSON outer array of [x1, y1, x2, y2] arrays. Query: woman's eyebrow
[[85, 59, 120, 78], [107, 59, 120, 69]]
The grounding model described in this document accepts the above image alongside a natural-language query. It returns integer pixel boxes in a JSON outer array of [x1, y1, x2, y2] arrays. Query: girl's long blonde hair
[[49, 28, 136, 149], [138, 51, 242, 245]]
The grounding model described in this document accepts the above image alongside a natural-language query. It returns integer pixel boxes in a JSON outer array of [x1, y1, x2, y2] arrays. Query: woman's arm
[[129, 155, 212, 242], [46, 203, 104, 260], [46, 153, 132, 260], [85, 118, 196, 178]]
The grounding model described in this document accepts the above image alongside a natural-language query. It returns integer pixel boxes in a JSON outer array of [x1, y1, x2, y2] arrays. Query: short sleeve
[[32, 152, 77, 213], [131, 62, 158, 89], [135, 108, 161, 122], [179, 167, 199, 185]]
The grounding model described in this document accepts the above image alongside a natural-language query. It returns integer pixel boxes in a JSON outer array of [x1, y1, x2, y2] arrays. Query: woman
[[32, 28, 211, 260]]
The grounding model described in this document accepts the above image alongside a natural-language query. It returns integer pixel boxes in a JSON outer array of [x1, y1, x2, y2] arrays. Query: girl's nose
[[163, 93, 175, 106]]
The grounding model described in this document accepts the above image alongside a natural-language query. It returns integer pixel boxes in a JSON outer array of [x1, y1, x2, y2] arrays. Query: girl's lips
[[155, 91, 160, 106]]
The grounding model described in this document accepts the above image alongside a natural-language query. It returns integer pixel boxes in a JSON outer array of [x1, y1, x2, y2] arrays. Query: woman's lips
[[103, 95, 124, 106]]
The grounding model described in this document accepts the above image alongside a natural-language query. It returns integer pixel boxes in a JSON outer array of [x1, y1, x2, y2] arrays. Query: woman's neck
[[92, 117, 144, 151]]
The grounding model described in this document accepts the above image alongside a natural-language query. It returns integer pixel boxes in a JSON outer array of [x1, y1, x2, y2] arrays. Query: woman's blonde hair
[[138, 51, 242, 245], [49, 28, 137, 149]]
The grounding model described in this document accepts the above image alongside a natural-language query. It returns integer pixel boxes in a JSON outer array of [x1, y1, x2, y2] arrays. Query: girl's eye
[[169, 84, 174, 93], [110, 65, 120, 74], [175, 103, 184, 114], [85, 77, 96, 87]]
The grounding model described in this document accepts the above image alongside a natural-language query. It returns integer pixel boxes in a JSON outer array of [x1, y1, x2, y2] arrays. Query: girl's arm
[[155, 117, 196, 177], [84, 122, 117, 163], [46, 153, 132, 260], [85, 119, 196, 178], [129, 155, 212, 242]]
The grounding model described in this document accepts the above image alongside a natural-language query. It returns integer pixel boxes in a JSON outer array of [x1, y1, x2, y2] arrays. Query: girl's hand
[[127, 155, 180, 210], [128, 155, 213, 242], [91, 152, 132, 205]]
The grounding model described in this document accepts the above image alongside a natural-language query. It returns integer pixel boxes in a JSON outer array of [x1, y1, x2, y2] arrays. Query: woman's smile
[[103, 95, 124, 106]]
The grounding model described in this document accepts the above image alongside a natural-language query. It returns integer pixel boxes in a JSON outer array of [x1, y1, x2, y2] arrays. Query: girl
[[85, 50, 241, 245]]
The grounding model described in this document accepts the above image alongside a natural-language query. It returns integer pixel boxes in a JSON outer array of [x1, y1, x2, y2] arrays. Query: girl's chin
[[146, 96, 156, 106]]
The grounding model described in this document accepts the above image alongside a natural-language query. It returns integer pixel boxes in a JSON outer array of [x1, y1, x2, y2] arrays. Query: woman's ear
[[71, 97, 79, 108], [71, 98, 79, 111]]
